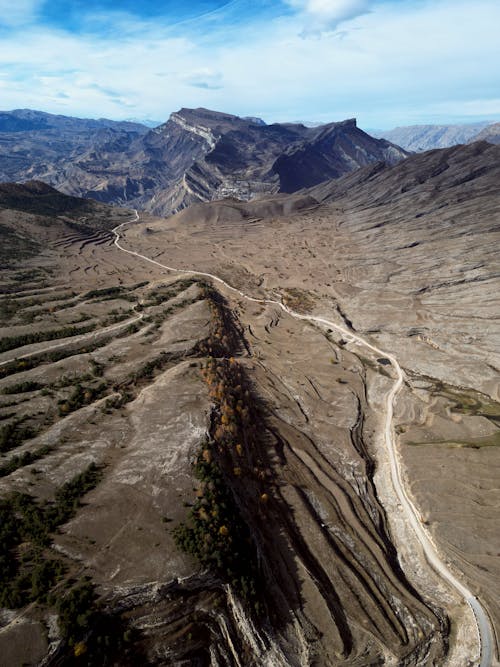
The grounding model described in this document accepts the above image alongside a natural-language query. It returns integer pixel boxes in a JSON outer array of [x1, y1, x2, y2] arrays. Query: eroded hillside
[[0, 144, 498, 667], [0, 206, 447, 666]]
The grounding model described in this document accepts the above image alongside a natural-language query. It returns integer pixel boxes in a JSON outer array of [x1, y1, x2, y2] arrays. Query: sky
[[0, 0, 499, 129]]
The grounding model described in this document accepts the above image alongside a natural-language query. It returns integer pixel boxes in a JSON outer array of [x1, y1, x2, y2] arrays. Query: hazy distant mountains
[[0, 107, 408, 216], [470, 122, 500, 145], [373, 121, 497, 152]]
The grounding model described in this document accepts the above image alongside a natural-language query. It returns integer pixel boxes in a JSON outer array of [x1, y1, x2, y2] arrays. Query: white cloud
[[0, 0, 42, 27], [286, 0, 372, 34], [181, 68, 223, 90], [0, 0, 498, 128]]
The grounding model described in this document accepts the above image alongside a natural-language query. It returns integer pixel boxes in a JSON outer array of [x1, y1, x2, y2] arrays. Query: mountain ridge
[[373, 120, 497, 151], [470, 122, 500, 145], [0, 106, 408, 217]]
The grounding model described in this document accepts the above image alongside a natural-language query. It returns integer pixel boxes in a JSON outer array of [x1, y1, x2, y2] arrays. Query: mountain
[[0, 107, 408, 216], [124, 117, 163, 128], [0, 109, 149, 134], [469, 121, 500, 145], [308, 138, 500, 207], [0, 180, 116, 219], [242, 116, 266, 125], [0, 109, 149, 189], [373, 121, 495, 151]]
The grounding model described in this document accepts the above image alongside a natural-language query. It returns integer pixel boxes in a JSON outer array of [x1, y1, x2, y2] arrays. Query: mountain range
[[0, 107, 408, 216], [373, 120, 497, 151]]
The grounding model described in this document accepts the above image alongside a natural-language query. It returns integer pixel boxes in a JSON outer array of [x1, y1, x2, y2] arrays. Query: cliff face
[[0, 107, 409, 216]]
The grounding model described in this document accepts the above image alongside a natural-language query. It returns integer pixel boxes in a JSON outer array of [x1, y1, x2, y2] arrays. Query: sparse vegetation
[[58, 382, 108, 415], [56, 581, 97, 644], [196, 285, 246, 358], [2, 380, 44, 394], [0, 323, 96, 354], [0, 224, 40, 266], [0, 419, 37, 453], [0, 297, 21, 320], [0, 336, 113, 379], [0, 445, 53, 477], [171, 284, 267, 615], [142, 278, 197, 307], [282, 287, 316, 313], [0, 462, 102, 608], [84, 286, 128, 299], [173, 445, 263, 614]]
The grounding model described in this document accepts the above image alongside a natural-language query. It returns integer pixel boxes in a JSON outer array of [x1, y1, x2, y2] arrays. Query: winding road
[[112, 211, 494, 666]]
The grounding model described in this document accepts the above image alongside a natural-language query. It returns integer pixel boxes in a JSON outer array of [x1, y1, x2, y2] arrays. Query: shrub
[[0, 420, 37, 453], [2, 380, 44, 394], [57, 582, 97, 644], [0, 324, 96, 354], [0, 445, 52, 477]]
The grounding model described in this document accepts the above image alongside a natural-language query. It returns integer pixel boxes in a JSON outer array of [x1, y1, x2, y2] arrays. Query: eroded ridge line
[[0, 314, 144, 368], [113, 210, 493, 667]]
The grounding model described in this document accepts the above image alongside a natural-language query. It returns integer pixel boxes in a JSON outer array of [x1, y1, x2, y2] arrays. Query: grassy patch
[[282, 287, 316, 314], [427, 380, 500, 421], [408, 430, 500, 449]]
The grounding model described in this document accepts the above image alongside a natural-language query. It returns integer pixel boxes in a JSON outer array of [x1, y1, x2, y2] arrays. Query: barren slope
[[121, 141, 500, 663], [0, 140, 498, 667]]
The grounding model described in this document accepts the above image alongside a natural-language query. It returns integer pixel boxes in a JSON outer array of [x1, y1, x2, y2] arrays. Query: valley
[[0, 136, 498, 666]]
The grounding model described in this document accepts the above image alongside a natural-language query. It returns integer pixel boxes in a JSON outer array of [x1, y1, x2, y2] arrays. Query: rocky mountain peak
[[0, 107, 409, 216]]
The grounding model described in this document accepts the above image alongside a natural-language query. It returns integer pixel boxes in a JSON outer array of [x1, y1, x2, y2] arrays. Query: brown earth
[[0, 143, 498, 665]]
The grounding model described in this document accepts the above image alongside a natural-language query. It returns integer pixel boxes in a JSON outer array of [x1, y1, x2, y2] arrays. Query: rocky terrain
[[374, 121, 497, 152], [0, 107, 408, 217], [0, 137, 498, 667], [0, 109, 148, 182]]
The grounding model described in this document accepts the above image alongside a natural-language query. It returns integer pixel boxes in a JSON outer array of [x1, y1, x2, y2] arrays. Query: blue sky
[[0, 0, 499, 128]]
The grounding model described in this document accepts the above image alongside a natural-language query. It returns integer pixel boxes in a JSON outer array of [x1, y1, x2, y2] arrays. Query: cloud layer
[[0, 0, 43, 26], [0, 0, 499, 128], [286, 0, 372, 33]]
